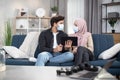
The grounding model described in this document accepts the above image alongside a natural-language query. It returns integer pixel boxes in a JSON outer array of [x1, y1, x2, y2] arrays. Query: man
[[35, 15, 74, 66]]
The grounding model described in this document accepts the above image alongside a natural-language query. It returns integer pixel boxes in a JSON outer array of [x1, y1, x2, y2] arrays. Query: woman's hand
[[72, 47, 77, 53]]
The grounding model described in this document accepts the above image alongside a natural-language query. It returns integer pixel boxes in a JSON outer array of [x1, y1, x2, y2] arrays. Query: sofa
[[6, 34, 120, 76]]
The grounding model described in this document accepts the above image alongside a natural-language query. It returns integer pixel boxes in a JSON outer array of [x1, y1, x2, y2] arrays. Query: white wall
[[0, 0, 50, 46], [102, 0, 120, 33], [65, 0, 85, 34]]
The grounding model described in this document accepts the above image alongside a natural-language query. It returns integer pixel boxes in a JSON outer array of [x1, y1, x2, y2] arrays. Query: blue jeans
[[35, 51, 74, 66]]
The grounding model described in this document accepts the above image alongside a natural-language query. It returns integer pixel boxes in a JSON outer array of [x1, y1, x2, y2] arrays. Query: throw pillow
[[19, 32, 40, 57], [3, 46, 28, 58], [99, 43, 120, 59]]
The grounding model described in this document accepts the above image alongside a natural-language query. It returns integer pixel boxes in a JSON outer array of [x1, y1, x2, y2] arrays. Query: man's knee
[[38, 52, 50, 59], [66, 52, 74, 60]]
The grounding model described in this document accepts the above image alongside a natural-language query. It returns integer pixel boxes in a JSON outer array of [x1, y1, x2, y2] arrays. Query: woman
[[69, 18, 94, 66]]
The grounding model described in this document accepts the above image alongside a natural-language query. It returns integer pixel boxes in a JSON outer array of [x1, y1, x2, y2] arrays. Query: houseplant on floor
[[4, 20, 12, 46], [108, 18, 117, 33]]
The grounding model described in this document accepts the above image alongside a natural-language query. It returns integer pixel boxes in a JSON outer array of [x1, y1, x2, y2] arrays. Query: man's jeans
[[35, 51, 74, 66]]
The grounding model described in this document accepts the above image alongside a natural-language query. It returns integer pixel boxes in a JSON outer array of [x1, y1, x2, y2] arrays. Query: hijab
[[70, 18, 91, 47]]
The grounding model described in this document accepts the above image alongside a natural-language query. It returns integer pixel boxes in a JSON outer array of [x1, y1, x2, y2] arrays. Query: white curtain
[[65, 0, 85, 34]]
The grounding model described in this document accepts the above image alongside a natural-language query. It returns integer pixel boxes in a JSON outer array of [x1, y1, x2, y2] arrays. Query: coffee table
[[0, 65, 76, 80], [0, 65, 116, 80]]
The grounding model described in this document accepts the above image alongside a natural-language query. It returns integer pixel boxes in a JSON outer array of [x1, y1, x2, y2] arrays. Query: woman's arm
[[86, 34, 94, 52]]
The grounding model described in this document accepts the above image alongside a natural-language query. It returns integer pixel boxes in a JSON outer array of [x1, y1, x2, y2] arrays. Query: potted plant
[[108, 18, 117, 33], [4, 20, 12, 46], [51, 6, 58, 16], [111, 0, 114, 3]]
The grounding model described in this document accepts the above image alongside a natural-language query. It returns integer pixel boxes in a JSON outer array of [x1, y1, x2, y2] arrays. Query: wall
[[0, 0, 50, 46], [102, 0, 120, 33], [0, 0, 85, 47], [65, 0, 120, 34]]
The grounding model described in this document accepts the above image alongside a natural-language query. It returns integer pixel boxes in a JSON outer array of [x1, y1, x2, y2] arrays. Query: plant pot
[[111, 0, 114, 3], [112, 30, 115, 33], [51, 13, 57, 17]]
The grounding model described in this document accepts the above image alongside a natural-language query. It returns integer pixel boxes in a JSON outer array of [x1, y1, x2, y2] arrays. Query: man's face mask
[[57, 24, 64, 31]]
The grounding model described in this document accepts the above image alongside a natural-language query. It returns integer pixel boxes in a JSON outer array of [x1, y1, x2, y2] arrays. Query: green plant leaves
[[51, 6, 58, 12], [4, 20, 12, 46], [108, 18, 117, 28]]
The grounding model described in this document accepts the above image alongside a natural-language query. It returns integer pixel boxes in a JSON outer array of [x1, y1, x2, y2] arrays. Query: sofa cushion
[[46, 61, 74, 66], [89, 60, 120, 68], [92, 34, 114, 60], [11, 35, 26, 48], [60, 62, 74, 66], [34, 45, 41, 58], [45, 62, 60, 66], [107, 68, 120, 75], [6, 58, 35, 66], [116, 52, 120, 61]]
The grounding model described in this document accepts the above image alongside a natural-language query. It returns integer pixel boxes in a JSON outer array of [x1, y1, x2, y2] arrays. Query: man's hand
[[64, 40, 72, 49], [53, 48, 58, 53], [57, 44, 63, 52], [53, 44, 63, 53]]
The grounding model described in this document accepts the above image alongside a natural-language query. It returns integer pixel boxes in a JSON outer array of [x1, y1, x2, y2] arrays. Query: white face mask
[[57, 24, 64, 31], [72, 26, 79, 32]]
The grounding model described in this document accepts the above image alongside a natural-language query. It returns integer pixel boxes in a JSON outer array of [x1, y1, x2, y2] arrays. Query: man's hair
[[50, 15, 64, 27]]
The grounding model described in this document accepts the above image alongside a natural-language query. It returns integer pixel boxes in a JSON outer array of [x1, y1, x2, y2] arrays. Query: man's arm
[[38, 32, 53, 53]]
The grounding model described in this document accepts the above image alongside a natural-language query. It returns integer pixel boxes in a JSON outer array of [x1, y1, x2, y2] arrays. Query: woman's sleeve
[[87, 34, 94, 52]]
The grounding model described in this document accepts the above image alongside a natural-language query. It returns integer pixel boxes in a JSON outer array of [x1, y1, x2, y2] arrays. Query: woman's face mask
[[57, 24, 64, 31], [72, 26, 79, 32]]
